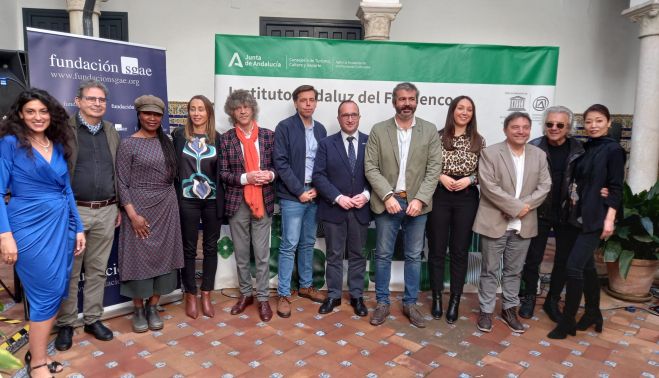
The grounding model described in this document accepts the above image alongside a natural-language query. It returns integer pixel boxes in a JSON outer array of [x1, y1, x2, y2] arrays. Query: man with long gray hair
[[518, 106, 584, 321], [55, 80, 120, 350]]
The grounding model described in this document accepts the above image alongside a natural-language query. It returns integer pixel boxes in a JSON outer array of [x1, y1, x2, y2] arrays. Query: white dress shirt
[[506, 144, 525, 232], [394, 117, 416, 193], [334, 130, 370, 203]]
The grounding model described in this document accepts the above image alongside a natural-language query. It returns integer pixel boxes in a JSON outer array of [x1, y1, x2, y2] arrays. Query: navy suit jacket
[[312, 131, 371, 225], [274, 113, 327, 202]]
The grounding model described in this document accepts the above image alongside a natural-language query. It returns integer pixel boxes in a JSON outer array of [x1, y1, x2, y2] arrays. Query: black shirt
[[547, 141, 569, 219], [71, 123, 116, 201]]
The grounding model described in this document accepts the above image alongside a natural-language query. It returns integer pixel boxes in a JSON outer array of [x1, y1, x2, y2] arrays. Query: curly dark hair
[[0, 88, 73, 159]]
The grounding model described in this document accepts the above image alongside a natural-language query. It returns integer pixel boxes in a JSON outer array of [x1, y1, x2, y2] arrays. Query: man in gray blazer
[[365, 82, 442, 328], [473, 112, 550, 333]]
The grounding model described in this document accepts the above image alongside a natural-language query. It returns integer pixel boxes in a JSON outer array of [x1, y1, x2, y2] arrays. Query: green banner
[[215, 34, 559, 85]]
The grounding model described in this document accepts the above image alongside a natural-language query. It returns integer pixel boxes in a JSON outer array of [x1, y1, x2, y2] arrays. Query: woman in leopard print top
[[426, 95, 485, 324]]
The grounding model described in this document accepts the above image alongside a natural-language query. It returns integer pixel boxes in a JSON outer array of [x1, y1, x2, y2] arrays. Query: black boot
[[547, 277, 582, 339], [542, 294, 563, 323], [445, 293, 460, 324], [431, 290, 443, 319], [576, 268, 603, 332], [543, 269, 566, 323], [519, 294, 536, 319]]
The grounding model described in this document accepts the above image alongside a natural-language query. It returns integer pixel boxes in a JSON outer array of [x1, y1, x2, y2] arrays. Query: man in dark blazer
[[312, 100, 371, 316], [219, 89, 276, 322], [274, 85, 327, 318], [473, 112, 551, 334]]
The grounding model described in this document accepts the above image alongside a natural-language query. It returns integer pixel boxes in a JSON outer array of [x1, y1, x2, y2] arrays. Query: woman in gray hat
[[116, 94, 183, 333]]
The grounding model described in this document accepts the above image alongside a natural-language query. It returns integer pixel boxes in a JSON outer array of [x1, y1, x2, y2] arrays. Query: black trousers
[[323, 211, 368, 300], [566, 230, 601, 280], [520, 218, 580, 295], [426, 184, 479, 294], [179, 198, 221, 293]]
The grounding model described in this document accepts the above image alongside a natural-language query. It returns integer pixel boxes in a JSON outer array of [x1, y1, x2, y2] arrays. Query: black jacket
[[529, 136, 584, 222], [572, 137, 625, 232]]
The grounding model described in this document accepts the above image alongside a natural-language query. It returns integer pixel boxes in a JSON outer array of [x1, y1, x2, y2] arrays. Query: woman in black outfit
[[426, 95, 485, 323], [172, 95, 224, 319], [547, 104, 625, 339]]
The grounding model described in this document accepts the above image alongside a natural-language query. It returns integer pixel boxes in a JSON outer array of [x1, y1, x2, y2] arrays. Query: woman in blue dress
[[0, 89, 85, 378]]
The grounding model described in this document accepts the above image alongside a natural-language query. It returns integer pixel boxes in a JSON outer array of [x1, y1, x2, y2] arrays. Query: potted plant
[[603, 181, 659, 301]]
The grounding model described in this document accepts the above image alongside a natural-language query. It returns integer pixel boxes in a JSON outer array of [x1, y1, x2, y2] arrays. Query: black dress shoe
[[55, 325, 73, 351], [431, 290, 443, 319], [84, 321, 114, 341], [350, 297, 368, 317], [445, 293, 461, 324], [318, 298, 341, 314]]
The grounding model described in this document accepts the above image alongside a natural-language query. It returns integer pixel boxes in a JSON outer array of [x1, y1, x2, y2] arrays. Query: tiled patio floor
[[0, 244, 657, 377]]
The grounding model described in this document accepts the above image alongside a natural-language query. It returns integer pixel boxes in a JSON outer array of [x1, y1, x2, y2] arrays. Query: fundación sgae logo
[[48, 54, 154, 76]]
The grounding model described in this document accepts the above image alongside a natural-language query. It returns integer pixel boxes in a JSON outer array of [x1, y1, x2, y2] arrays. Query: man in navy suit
[[312, 100, 371, 316]]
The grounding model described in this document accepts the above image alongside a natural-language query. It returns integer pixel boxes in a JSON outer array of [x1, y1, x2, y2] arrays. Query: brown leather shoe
[[184, 293, 198, 319], [402, 304, 426, 328], [298, 286, 326, 303], [201, 291, 215, 318], [277, 296, 292, 318], [230, 295, 254, 315], [501, 307, 526, 333], [477, 311, 493, 333], [258, 300, 273, 322], [370, 302, 390, 326]]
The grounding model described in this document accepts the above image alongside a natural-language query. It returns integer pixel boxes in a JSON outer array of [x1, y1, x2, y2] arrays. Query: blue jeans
[[374, 197, 427, 305], [277, 198, 318, 297]]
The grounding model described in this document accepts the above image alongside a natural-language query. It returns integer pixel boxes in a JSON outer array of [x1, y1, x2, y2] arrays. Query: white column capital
[[66, 0, 102, 16], [623, 0, 659, 37], [356, 2, 402, 41]]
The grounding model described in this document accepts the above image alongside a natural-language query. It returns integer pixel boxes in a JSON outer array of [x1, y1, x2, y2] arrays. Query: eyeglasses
[[82, 96, 107, 104], [545, 122, 565, 129], [340, 113, 360, 120]]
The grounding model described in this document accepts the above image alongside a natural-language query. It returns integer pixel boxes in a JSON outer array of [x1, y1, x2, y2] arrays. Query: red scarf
[[235, 122, 264, 218]]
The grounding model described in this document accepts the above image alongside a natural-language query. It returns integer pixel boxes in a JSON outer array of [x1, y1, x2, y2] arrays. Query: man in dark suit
[[219, 89, 276, 322], [274, 85, 327, 318], [312, 100, 371, 316]]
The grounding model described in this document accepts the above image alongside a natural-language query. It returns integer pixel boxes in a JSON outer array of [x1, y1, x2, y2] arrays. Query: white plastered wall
[[1, 0, 641, 114]]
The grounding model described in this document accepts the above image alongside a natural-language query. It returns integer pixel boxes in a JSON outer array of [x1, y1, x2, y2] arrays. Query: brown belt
[[394, 191, 407, 198], [76, 198, 118, 209]]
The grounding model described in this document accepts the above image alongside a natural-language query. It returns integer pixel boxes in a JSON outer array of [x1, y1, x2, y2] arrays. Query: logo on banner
[[533, 96, 549, 111], [228, 52, 243, 68], [508, 96, 526, 111], [121, 56, 153, 76]]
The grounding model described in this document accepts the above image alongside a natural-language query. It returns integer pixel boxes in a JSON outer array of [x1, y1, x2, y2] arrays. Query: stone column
[[66, 0, 103, 37], [623, 0, 659, 192], [356, 1, 402, 41]]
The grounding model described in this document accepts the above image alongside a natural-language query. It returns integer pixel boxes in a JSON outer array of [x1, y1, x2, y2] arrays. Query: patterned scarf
[[235, 122, 264, 218], [78, 113, 102, 135]]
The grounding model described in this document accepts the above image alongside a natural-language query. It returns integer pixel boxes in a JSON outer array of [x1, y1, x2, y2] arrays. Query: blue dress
[[0, 135, 83, 321]]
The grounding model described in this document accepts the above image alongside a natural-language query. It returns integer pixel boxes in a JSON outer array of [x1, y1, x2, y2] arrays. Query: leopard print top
[[440, 131, 485, 177]]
